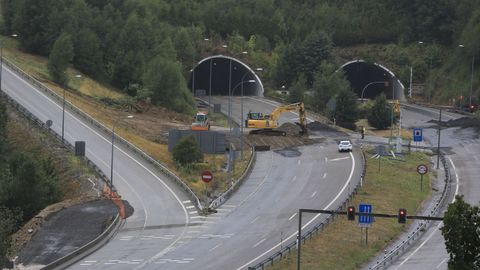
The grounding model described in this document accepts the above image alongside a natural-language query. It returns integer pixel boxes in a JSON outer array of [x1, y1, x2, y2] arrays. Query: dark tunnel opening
[[340, 60, 404, 101], [189, 56, 263, 97]]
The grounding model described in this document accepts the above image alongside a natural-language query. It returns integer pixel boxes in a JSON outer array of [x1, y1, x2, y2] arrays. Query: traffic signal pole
[[296, 208, 443, 270]]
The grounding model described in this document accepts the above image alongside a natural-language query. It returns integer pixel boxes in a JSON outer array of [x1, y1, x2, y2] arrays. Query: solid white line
[[288, 213, 297, 221], [253, 238, 266, 248], [209, 244, 221, 252], [395, 157, 460, 269], [5, 66, 192, 268], [329, 157, 350, 162], [436, 258, 447, 268], [236, 151, 356, 270], [310, 191, 317, 198]]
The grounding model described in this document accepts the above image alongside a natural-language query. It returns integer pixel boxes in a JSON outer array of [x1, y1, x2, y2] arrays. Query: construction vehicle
[[191, 111, 210, 131], [246, 102, 307, 136]]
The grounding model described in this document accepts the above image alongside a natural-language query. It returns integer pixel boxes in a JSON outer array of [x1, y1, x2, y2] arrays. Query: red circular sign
[[417, 164, 428, 175], [201, 170, 213, 183]]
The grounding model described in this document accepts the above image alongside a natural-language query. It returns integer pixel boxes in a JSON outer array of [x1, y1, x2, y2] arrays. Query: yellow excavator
[[246, 102, 307, 136]]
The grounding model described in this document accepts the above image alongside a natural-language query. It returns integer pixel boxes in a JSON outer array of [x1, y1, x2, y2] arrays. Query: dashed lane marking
[[186, 205, 195, 209], [210, 244, 221, 252], [288, 213, 297, 221], [253, 238, 266, 248], [311, 191, 317, 198]]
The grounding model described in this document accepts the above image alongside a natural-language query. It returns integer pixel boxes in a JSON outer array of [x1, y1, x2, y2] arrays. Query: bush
[[368, 94, 393, 129], [172, 135, 203, 166]]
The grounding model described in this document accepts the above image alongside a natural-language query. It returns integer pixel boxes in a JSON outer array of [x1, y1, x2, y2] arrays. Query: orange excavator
[[191, 111, 210, 131]]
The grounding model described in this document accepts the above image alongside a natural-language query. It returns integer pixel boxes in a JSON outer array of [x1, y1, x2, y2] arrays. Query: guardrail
[[367, 152, 451, 269], [0, 91, 124, 269], [1, 58, 202, 211], [209, 147, 256, 209], [42, 214, 121, 270], [248, 150, 368, 269]]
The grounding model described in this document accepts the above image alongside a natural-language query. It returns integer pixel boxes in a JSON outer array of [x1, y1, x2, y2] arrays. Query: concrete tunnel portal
[[189, 55, 264, 97], [340, 60, 405, 102]]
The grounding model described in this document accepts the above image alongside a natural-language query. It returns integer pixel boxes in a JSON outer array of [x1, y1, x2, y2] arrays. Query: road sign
[[417, 164, 428, 175], [358, 203, 373, 227], [413, 128, 423, 142], [201, 170, 213, 183]]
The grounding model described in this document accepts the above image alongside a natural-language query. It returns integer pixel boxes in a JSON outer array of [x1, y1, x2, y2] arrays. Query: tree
[[0, 206, 21, 268], [73, 28, 103, 78], [311, 62, 351, 113], [368, 94, 392, 129], [287, 74, 307, 103], [172, 135, 203, 166], [47, 33, 74, 85], [441, 195, 480, 269], [335, 88, 358, 123]]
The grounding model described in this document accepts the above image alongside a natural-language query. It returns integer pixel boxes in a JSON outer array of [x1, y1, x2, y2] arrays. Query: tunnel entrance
[[189, 55, 264, 97], [340, 60, 405, 101]]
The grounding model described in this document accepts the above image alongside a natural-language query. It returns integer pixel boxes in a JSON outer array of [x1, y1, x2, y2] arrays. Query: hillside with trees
[[1, 0, 480, 115]]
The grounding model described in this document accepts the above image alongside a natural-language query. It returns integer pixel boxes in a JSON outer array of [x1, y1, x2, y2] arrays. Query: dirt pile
[[429, 117, 480, 130]]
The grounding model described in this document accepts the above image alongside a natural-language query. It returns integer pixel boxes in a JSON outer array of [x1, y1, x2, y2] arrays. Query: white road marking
[[329, 157, 350, 162], [189, 216, 203, 219], [288, 213, 297, 221], [298, 160, 301, 165], [186, 205, 195, 209], [209, 244, 221, 252], [236, 151, 356, 270], [436, 258, 447, 268], [310, 191, 317, 198], [395, 157, 460, 269], [5, 67, 192, 260], [323, 173, 327, 179], [79, 264, 92, 266], [84, 261, 97, 263], [325, 157, 328, 162], [188, 211, 197, 214], [253, 238, 266, 248], [182, 200, 191, 204], [292, 176, 297, 181], [222, 204, 236, 208], [250, 216, 260, 224]]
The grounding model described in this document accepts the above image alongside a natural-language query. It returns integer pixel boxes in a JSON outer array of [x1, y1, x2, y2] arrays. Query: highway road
[[3, 59, 363, 269], [383, 105, 479, 270], [1, 63, 194, 268]]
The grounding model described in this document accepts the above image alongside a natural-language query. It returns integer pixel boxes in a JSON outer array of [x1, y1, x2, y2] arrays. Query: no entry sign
[[417, 164, 428, 175], [201, 170, 213, 183]]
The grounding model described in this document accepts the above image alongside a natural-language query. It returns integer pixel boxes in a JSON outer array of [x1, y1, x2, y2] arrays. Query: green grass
[[269, 150, 432, 270]]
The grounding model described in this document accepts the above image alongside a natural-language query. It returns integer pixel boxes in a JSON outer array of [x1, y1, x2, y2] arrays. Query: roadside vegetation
[[0, 97, 103, 267], [269, 150, 432, 270]]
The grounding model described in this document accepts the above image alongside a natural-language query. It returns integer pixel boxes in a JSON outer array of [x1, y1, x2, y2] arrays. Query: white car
[[338, 140, 353, 152]]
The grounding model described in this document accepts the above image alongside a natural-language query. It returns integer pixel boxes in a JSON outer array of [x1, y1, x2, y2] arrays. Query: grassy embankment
[[269, 150, 433, 270], [0, 35, 250, 198]]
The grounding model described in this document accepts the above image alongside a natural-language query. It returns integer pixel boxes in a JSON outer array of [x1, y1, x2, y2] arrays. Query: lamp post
[[231, 75, 256, 160], [458, 44, 475, 109], [110, 115, 133, 189], [360, 81, 387, 101], [61, 80, 66, 142]]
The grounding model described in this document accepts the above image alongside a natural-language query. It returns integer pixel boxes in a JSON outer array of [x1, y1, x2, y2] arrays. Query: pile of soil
[[307, 121, 340, 132], [429, 117, 480, 131]]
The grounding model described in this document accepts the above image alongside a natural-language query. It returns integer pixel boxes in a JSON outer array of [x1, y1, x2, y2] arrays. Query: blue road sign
[[358, 203, 373, 226], [413, 128, 423, 142]]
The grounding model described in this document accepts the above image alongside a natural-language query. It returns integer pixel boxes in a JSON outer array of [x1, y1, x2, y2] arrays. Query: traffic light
[[398, 208, 407, 223], [347, 206, 355, 221]]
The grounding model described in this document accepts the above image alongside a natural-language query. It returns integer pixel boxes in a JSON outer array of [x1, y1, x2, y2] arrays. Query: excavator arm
[[248, 102, 307, 136]]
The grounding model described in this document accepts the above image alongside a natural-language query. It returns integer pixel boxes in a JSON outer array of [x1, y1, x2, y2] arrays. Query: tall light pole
[[0, 40, 3, 91], [360, 81, 387, 101], [228, 59, 232, 133], [110, 115, 133, 190], [230, 75, 255, 160], [458, 44, 475, 109], [61, 80, 66, 142]]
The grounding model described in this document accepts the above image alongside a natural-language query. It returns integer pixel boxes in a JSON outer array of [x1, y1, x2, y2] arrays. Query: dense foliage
[[2, 0, 480, 113], [172, 135, 203, 166], [368, 94, 394, 129], [441, 195, 480, 269], [0, 98, 61, 266]]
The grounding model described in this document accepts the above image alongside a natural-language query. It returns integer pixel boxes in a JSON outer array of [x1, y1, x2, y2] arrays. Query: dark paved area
[[18, 199, 118, 266]]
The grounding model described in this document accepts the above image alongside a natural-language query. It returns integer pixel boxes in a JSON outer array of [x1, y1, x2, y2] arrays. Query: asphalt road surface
[[3, 61, 363, 270], [384, 105, 479, 270], [2, 64, 192, 268]]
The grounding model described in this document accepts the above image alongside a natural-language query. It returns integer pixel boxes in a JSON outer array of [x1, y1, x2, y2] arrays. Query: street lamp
[[231, 75, 255, 160], [360, 81, 387, 101], [110, 115, 133, 189], [458, 44, 475, 108]]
